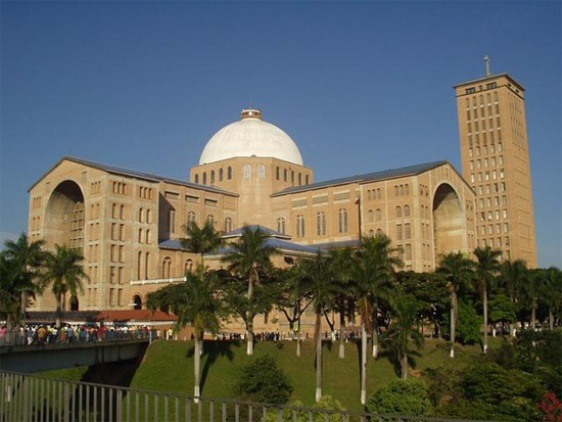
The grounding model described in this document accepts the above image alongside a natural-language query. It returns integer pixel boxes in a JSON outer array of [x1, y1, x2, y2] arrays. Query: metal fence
[[0, 371, 480, 422]]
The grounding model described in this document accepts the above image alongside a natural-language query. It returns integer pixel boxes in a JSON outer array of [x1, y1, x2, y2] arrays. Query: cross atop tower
[[484, 55, 492, 77]]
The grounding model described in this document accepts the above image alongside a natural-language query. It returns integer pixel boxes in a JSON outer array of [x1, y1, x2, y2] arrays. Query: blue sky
[[1, 1, 560, 268]]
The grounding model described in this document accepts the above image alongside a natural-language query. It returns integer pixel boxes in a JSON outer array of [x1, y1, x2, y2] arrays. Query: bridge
[[0, 370, 471, 422], [0, 337, 150, 373]]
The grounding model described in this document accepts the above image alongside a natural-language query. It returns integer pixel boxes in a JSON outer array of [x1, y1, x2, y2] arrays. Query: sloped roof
[[222, 225, 291, 240], [272, 160, 450, 196], [29, 156, 238, 196]]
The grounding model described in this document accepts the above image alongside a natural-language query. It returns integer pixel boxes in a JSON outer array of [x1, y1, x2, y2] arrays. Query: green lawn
[[129, 337, 489, 412]]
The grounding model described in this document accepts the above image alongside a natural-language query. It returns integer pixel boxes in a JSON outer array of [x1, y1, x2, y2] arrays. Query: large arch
[[44, 180, 85, 250], [432, 183, 465, 258]]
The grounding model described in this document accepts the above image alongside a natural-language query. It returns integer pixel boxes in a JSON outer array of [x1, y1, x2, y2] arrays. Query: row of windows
[[138, 208, 153, 224], [293, 209, 349, 238], [169, 210, 233, 234], [138, 186, 153, 200], [275, 166, 310, 185], [467, 116, 502, 133], [470, 169, 505, 183], [160, 257, 195, 280], [396, 223, 411, 240], [477, 196, 507, 210], [90, 181, 102, 195], [366, 188, 382, 200], [112, 182, 127, 195], [468, 142, 503, 157], [394, 184, 410, 196], [475, 182, 506, 196], [32, 197, 42, 209], [478, 222, 510, 236], [110, 223, 125, 242], [30, 216, 41, 231], [194, 167, 233, 185], [469, 156, 504, 170], [111, 203, 126, 220], [478, 209, 508, 222]]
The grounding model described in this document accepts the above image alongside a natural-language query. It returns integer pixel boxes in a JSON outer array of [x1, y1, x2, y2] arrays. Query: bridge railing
[[0, 370, 477, 422], [0, 327, 156, 348]]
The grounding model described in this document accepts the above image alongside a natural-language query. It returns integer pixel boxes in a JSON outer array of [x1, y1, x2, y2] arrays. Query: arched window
[[139, 208, 144, 223], [207, 214, 215, 225], [162, 257, 171, 279], [194, 174, 199, 184], [396, 206, 402, 218], [367, 209, 374, 222], [283, 169, 288, 182], [202, 172, 207, 185], [227, 166, 232, 180], [243, 165, 251, 179], [404, 205, 410, 217], [316, 212, 326, 236], [188, 211, 196, 223], [296, 215, 305, 238], [210, 170, 215, 184], [305, 175, 309, 185], [224, 217, 233, 232], [368, 229, 374, 236], [338, 208, 348, 233], [147, 209, 152, 223], [258, 165, 265, 179], [298, 173, 302, 185], [219, 168, 223, 181], [277, 217, 286, 234], [133, 295, 142, 310], [375, 209, 382, 221], [275, 166, 280, 180], [70, 295, 79, 311], [185, 259, 194, 274]]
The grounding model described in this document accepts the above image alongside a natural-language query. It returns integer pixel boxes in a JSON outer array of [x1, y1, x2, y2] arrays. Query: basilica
[[27, 107, 477, 327]]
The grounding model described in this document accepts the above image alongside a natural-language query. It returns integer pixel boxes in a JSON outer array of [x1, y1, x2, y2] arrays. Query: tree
[[473, 246, 501, 353], [2, 234, 46, 328], [351, 233, 402, 404], [221, 226, 279, 355], [275, 265, 312, 356], [326, 247, 355, 359], [235, 354, 293, 404], [384, 293, 424, 379], [41, 245, 87, 328], [146, 264, 223, 403], [298, 252, 339, 402], [499, 259, 529, 337], [436, 252, 475, 358], [181, 220, 223, 268], [540, 267, 562, 330]]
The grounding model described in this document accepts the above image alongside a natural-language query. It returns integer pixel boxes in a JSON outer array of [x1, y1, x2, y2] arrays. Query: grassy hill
[[130, 337, 486, 412]]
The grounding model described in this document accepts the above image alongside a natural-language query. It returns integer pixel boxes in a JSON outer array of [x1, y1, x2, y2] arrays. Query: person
[[37, 325, 47, 344]]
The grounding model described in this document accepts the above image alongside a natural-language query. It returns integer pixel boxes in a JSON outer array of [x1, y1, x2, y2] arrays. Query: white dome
[[199, 109, 304, 165]]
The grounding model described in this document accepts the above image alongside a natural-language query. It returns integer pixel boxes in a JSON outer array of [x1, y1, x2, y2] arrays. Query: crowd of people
[[0, 323, 155, 346]]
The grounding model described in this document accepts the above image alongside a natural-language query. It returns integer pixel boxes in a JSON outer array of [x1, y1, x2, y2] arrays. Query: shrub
[[457, 299, 481, 345], [234, 354, 293, 405], [367, 379, 433, 416]]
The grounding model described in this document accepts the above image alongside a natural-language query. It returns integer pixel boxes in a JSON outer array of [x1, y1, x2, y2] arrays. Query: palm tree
[[351, 233, 402, 404], [181, 220, 223, 269], [298, 252, 338, 402], [2, 234, 46, 327], [385, 293, 424, 379], [352, 234, 402, 359], [540, 267, 562, 330], [221, 226, 279, 355], [327, 247, 355, 359], [436, 252, 475, 358], [473, 246, 502, 353], [41, 245, 87, 328], [499, 259, 528, 337], [147, 264, 222, 403]]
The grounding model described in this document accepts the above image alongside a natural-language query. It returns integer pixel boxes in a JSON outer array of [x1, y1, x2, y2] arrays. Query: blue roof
[[30, 156, 237, 196], [222, 225, 291, 240], [217, 238, 320, 255], [272, 160, 450, 196]]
